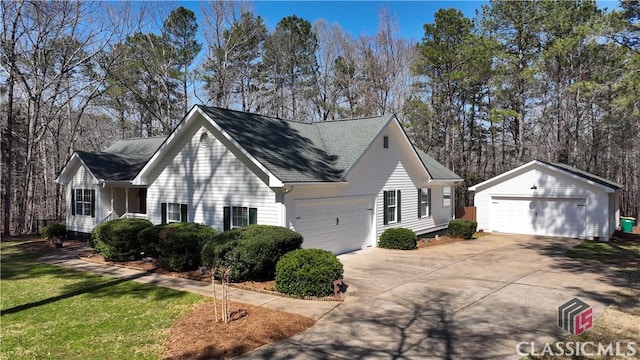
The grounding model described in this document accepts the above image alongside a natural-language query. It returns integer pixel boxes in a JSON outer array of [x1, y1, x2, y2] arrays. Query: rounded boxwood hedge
[[156, 223, 217, 271], [447, 219, 477, 239], [92, 218, 153, 261], [201, 225, 303, 281], [378, 227, 417, 250], [275, 248, 344, 297], [41, 223, 66, 239]]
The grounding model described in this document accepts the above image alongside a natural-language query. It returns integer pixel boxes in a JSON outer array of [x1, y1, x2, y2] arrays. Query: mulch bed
[[417, 235, 464, 248]]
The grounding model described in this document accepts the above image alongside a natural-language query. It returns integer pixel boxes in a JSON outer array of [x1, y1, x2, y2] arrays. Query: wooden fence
[[455, 206, 477, 222]]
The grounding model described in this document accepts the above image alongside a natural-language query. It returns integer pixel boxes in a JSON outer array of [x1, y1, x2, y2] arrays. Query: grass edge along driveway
[[1, 241, 206, 360]]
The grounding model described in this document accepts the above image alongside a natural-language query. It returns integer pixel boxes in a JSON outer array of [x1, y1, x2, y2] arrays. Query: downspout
[[110, 186, 114, 217], [281, 186, 293, 229], [125, 187, 129, 216]]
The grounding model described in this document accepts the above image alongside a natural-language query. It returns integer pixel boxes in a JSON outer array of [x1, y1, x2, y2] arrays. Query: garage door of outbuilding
[[490, 196, 586, 238], [294, 197, 374, 254]]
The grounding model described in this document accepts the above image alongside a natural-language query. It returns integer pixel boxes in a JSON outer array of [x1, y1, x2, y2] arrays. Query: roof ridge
[[198, 105, 393, 125], [198, 104, 298, 123], [537, 159, 622, 189], [317, 114, 394, 123]]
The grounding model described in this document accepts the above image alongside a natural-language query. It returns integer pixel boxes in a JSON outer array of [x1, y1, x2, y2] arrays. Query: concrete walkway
[[38, 250, 340, 321]]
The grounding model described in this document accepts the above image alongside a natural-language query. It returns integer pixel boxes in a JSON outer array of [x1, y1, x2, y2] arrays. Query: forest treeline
[[1, 0, 638, 235]]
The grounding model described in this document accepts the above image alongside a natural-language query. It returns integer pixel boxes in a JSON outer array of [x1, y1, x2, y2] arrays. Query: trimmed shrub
[[157, 223, 217, 272], [275, 248, 344, 297], [448, 219, 478, 239], [92, 218, 153, 261], [137, 224, 167, 257], [201, 225, 303, 281], [42, 223, 66, 239], [378, 227, 417, 250]]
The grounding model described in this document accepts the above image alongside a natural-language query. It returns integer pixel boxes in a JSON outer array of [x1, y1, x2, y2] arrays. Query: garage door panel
[[294, 198, 373, 254], [490, 197, 586, 238]]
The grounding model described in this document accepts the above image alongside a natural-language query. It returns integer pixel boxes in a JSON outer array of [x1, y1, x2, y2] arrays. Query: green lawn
[[566, 236, 640, 265], [1, 241, 206, 360]]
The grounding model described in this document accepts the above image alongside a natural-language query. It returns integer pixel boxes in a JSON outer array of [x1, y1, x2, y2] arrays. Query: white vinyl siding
[[284, 121, 456, 244], [473, 164, 615, 239], [66, 165, 100, 233], [146, 117, 281, 232]]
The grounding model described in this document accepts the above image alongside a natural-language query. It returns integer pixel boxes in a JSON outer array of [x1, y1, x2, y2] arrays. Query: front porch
[[104, 185, 148, 221]]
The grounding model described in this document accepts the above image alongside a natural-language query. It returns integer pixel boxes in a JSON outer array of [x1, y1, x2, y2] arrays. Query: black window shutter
[[397, 190, 401, 223], [428, 188, 432, 216], [180, 204, 188, 223], [90, 190, 96, 218], [417, 189, 422, 218], [161, 203, 167, 224], [223, 207, 231, 231], [249, 208, 257, 225], [383, 191, 388, 225], [71, 189, 76, 215]]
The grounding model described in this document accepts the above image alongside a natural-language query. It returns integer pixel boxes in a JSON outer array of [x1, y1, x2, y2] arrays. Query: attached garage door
[[490, 197, 586, 238], [294, 197, 373, 254]]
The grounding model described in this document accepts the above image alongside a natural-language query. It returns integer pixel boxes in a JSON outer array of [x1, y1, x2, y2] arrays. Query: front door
[[138, 188, 147, 214]]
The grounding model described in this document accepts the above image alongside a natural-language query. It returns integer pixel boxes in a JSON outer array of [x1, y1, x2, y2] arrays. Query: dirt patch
[[164, 300, 314, 360]]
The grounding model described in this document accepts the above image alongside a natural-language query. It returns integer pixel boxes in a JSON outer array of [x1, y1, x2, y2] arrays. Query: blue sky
[[177, 1, 621, 43], [250, 1, 484, 42], [176, 1, 486, 42]]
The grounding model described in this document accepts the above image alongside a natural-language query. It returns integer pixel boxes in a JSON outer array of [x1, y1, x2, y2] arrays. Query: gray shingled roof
[[539, 160, 622, 189], [77, 137, 166, 181], [73, 107, 457, 184], [415, 149, 462, 180], [200, 106, 393, 182]]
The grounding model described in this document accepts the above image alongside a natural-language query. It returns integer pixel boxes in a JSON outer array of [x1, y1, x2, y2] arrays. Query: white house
[[56, 106, 462, 254], [468, 160, 622, 241]]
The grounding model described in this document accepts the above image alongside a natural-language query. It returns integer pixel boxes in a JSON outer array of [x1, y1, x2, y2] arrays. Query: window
[[383, 136, 389, 148], [73, 189, 94, 217], [418, 188, 431, 218], [443, 186, 452, 207], [232, 207, 248, 228], [387, 191, 396, 222], [383, 190, 401, 225], [161, 203, 187, 224], [167, 203, 182, 223], [224, 206, 257, 231]]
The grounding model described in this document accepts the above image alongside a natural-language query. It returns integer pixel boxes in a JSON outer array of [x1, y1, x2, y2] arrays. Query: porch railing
[[98, 211, 117, 225], [119, 212, 148, 220]]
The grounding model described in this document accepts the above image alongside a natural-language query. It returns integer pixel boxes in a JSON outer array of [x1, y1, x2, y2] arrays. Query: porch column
[[125, 187, 129, 215]]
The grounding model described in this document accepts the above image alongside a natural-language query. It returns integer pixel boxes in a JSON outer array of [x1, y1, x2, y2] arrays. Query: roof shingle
[[73, 106, 457, 184]]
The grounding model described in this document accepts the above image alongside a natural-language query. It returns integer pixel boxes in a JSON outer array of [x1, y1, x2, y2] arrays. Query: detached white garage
[[469, 160, 622, 241]]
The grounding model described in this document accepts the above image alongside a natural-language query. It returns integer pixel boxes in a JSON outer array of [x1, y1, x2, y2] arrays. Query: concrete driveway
[[242, 234, 631, 359]]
